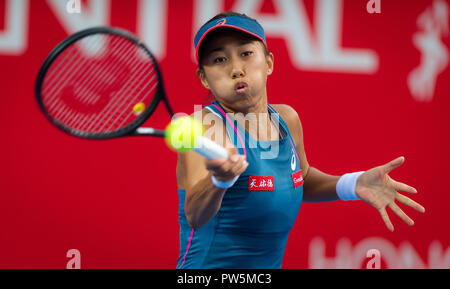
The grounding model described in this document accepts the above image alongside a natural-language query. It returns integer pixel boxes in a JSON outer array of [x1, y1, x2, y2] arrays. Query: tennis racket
[[35, 26, 227, 159]]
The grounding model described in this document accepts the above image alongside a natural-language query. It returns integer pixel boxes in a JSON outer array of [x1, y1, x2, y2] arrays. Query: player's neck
[[219, 95, 279, 141], [220, 94, 268, 115]]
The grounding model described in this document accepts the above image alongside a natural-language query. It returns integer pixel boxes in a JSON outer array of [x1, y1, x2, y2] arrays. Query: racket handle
[[194, 136, 229, 160]]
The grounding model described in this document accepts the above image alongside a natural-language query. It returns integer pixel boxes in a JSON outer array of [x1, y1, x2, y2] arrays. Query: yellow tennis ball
[[133, 102, 146, 116], [165, 116, 203, 152]]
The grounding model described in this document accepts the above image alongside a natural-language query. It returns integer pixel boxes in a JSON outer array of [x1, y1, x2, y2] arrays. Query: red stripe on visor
[[194, 15, 267, 63]]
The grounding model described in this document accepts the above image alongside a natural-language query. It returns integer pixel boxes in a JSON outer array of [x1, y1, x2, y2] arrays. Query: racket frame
[[35, 26, 173, 140]]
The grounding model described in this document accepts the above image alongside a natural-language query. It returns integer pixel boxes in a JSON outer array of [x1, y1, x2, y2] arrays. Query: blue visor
[[194, 15, 267, 62]]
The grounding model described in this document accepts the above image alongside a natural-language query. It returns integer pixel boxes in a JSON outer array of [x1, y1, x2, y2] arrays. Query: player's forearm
[[302, 167, 340, 202], [184, 173, 227, 229]]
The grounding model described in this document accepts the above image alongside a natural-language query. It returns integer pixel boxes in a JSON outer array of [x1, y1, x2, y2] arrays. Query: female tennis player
[[176, 12, 425, 269]]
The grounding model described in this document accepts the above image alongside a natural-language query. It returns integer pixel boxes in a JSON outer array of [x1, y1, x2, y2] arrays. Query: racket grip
[[194, 136, 229, 160]]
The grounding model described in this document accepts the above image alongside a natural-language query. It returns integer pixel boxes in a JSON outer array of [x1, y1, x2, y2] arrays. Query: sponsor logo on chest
[[248, 176, 275, 191], [291, 170, 304, 188]]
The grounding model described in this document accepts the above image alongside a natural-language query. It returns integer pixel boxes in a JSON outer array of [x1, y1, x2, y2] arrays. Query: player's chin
[[230, 90, 252, 100], [234, 94, 261, 110]]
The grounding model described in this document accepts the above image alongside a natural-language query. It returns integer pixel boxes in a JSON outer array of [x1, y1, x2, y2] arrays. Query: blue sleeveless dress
[[176, 101, 303, 269]]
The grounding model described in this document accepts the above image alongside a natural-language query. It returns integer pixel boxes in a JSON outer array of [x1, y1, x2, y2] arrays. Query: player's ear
[[197, 68, 210, 89], [266, 52, 274, 76]]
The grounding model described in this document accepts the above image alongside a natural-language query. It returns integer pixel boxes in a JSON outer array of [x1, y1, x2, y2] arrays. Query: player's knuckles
[[227, 146, 238, 155], [229, 154, 241, 163], [205, 159, 226, 170], [230, 161, 247, 175], [235, 166, 247, 176], [211, 161, 233, 175], [219, 162, 240, 176], [233, 158, 246, 169], [212, 156, 246, 176]]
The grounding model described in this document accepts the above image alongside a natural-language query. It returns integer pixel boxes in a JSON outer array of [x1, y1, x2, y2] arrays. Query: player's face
[[198, 30, 274, 112]]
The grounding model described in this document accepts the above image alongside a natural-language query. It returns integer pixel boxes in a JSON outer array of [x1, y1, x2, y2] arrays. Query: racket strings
[[48, 37, 124, 127], [70, 37, 144, 132], [65, 36, 148, 131], [41, 33, 159, 136], [59, 38, 128, 113], [92, 51, 157, 133], [44, 34, 112, 112], [45, 34, 130, 128]]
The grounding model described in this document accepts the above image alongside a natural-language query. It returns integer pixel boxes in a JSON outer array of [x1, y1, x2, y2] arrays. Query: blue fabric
[[176, 101, 303, 269], [194, 15, 267, 61]]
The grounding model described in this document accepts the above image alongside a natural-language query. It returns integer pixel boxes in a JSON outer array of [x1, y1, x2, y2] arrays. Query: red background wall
[[0, 0, 449, 268]]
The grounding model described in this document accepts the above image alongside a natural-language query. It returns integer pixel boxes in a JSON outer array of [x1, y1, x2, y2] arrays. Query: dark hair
[[197, 11, 269, 68]]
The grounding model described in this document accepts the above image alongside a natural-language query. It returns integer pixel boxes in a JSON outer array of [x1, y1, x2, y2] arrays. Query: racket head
[[35, 26, 168, 139]]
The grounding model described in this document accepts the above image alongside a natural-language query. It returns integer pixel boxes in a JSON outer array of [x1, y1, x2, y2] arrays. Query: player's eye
[[214, 57, 226, 63], [241, 51, 253, 57]]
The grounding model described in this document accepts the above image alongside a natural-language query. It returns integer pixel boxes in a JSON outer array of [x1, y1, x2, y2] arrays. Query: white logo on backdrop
[[194, 0, 379, 73], [408, 0, 449, 102], [66, 249, 81, 269], [0, 0, 167, 58], [66, 0, 81, 14], [0, 0, 28, 55], [309, 237, 450, 269], [366, 0, 381, 14]]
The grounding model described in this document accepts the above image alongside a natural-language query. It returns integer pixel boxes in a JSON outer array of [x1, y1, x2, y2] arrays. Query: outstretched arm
[[275, 104, 425, 231], [303, 156, 426, 231], [302, 167, 340, 202]]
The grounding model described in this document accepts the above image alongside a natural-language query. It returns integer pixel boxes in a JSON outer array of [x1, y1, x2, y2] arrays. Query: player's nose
[[230, 59, 245, 79]]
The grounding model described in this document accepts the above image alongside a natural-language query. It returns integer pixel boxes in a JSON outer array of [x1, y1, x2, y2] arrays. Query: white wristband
[[336, 171, 365, 201], [211, 175, 239, 189]]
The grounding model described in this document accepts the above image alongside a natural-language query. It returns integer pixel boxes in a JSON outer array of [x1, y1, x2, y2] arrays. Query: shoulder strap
[[267, 104, 300, 163], [203, 101, 247, 159]]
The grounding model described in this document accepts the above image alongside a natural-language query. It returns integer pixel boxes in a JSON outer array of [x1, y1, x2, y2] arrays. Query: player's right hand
[[205, 146, 248, 183]]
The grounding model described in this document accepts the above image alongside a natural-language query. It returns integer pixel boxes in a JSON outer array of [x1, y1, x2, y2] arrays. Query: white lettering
[[309, 237, 450, 269], [66, 0, 81, 14], [194, 0, 378, 73], [366, 249, 381, 269], [367, 0, 381, 14], [0, 0, 29, 55], [429, 240, 450, 269], [47, 0, 110, 33], [137, 0, 168, 60], [66, 249, 81, 269], [352, 237, 399, 268], [193, 0, 222, 38]]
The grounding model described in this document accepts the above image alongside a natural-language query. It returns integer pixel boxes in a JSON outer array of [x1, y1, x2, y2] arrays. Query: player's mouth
[[234, 82, 248, 94]]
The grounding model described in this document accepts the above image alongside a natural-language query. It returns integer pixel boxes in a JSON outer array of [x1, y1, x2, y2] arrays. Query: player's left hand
[[355, 156, 425, 232]]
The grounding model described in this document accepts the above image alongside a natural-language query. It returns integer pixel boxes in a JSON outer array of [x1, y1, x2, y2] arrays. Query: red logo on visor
[[249, 176, 274, 191], [216, 19, 227, 26]]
